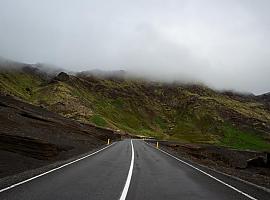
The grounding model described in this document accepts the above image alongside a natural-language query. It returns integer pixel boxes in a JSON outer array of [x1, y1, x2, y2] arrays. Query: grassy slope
[[220, 124, 270, 151], [0, 70, 43, 100], [1, 70, 270, 150]]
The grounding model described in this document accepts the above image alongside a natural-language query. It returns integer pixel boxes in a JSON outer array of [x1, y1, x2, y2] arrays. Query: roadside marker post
[[156, 141, 159, 149], [107, 139, 110, 145]]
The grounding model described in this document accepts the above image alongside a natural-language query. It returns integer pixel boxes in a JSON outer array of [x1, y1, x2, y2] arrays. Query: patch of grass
[[1, 70, 270, 148], [93, 99, 144, 130], [220, 125, 270, 151], [33, 82, 74, 105], [90, 115, 107, 127], [111, 98, 124, 109], [0, 72, 43, 100], [154, 116, 167, 130]]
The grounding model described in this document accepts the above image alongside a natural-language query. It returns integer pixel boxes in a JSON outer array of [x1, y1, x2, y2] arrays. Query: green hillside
[[1, 66, 270, 151]]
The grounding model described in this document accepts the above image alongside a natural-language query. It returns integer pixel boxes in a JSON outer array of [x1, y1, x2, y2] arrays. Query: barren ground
[[0, 95, 121, 178], [154, 141, 270, 189]]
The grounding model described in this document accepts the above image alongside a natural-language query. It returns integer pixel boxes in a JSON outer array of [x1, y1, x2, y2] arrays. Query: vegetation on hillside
[[1, 65, 270, 150]]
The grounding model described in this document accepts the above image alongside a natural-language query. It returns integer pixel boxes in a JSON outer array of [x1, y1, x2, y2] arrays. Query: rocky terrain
[[0, 59, 270, 152], [0, 58, 270, 150], [1, 59, 270, 189], [0, 95, 121, 178], [150, 140, 270, 189]]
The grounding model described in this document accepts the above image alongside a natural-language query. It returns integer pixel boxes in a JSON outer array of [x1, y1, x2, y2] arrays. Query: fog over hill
[[0, 57, 269, 97], [1, 62, 270, 151], [0, 1, 270, 94]]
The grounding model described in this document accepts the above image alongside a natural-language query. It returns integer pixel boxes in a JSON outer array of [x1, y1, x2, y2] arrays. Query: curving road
[[0, 140, 269, 200]]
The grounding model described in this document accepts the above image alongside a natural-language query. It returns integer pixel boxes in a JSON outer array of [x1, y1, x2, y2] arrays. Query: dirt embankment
[[0, 95, 121, 178], [153, 141, 270, 189]]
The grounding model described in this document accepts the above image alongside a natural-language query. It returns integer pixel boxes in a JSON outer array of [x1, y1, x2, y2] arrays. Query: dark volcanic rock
[[0, 134, 67, 160], [55, 72, 70, 82], [247, 156, 267, 168], [155, 141, 270, 188], [256, 92, 270, 111], [221, 90, 255, 102], [0, 95, 121, 178], [257, 92, 270, 102], [266, 152, 270, 167]]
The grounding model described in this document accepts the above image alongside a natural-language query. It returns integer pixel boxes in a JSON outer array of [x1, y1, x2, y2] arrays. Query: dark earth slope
[[0, 95, 120, 178], [0, 60, 270, 150]]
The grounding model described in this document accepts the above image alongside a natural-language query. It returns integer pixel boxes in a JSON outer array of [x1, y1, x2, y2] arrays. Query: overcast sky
[[0, 0, 269, 94]]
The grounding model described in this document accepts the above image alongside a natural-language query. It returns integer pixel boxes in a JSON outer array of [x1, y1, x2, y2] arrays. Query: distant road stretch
[[1, 140, 269, 200]]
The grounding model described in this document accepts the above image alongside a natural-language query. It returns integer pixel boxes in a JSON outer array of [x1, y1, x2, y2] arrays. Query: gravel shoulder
[[148, 140, 270, 189]]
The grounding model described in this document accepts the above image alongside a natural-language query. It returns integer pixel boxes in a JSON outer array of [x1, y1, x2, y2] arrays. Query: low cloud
[[0, 0, 269, 94]]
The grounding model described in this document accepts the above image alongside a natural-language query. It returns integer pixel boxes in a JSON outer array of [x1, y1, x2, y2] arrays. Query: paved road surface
[[0, 140, 269, 200]]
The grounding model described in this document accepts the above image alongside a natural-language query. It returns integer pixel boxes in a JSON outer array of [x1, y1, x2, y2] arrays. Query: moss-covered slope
[[1, 66, 270, 150]]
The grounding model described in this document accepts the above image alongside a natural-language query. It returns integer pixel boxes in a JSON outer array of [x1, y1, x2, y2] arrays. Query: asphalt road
[[0, 139, 270, 200]]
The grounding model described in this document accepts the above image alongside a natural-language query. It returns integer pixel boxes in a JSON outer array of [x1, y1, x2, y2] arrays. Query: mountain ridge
[[1, 61, 270, 150]]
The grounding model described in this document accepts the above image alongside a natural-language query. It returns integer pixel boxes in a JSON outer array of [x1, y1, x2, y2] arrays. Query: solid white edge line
[[0, 142, 116, 193], [119, 140, 134, 200], [152, 144, 257, 200]]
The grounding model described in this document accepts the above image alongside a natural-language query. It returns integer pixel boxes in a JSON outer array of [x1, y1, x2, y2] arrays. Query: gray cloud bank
[[0, 0, 269, 94]]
